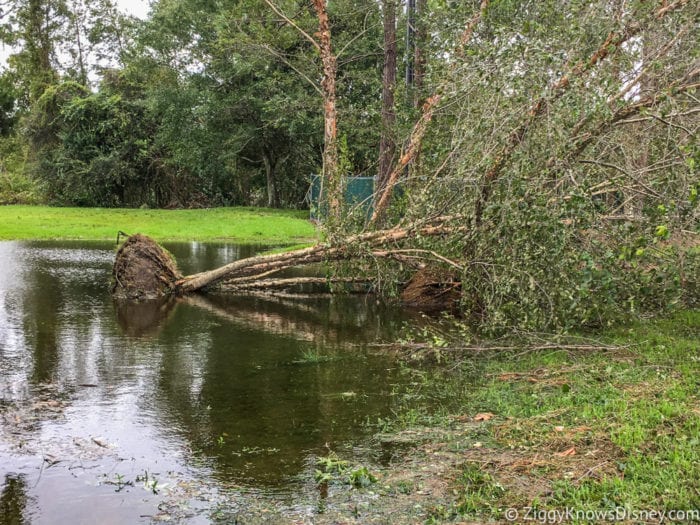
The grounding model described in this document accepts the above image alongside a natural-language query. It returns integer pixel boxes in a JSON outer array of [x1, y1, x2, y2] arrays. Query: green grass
[[388, 310, 700, 522], [0, 205, 318, 243]]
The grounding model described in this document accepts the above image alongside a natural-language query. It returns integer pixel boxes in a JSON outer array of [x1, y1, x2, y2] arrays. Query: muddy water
[[0, 241, 413, 524]]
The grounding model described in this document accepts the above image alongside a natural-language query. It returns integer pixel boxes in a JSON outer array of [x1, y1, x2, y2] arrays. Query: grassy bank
[[0, 205, 317, 243], [308, 310, 700, 523]]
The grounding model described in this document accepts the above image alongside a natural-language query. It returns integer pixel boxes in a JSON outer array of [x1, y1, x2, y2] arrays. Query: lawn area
[[0, 205, 318, 243]]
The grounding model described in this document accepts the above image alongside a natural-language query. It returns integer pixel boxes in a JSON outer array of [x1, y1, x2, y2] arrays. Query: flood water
[[0, 241, 415, 524]]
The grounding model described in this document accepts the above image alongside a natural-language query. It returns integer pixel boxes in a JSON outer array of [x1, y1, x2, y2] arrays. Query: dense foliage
[[0, 0, 389, 207], [0, 0, 697, 330], [373, 0, 699, 331]]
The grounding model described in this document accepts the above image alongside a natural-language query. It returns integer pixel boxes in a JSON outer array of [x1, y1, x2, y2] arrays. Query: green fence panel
[[308, 175, 375, 220]]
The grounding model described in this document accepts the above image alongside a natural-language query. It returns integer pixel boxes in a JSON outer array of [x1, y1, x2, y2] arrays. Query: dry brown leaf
[[555, 446, 576, 457], [497, 373, 521, 381], [474, 412, 495, 422]]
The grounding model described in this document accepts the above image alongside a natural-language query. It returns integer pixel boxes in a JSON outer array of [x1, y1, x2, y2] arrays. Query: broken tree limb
[[370, 94, 441, 225], [219, 276, 372, 293], [458, 0, 489, 52]]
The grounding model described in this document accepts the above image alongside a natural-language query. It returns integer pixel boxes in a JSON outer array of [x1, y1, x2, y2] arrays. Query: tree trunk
[[263, 151, 280, 208], [377, 0, 397, 197], [176, 219, 459, 293], [413, 0, 426, 108], [405, 0, 415, 89], [111, 216, 465, 299], [27, 0, 55, 101], [70, 2, 88, 85], [372, 0, 490, 226], [311, 0, 341, 219]]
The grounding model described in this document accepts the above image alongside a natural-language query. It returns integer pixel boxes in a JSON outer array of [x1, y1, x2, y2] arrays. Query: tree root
[[111, 234, 182, 300]]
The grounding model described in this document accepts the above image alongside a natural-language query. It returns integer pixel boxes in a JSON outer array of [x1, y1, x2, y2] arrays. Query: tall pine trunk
[[413, 0, 426, 108], [377, 0, 397, 197]]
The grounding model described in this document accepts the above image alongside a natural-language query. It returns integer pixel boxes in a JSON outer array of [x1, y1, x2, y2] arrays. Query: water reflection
[[113, 297, 178, 338], [148, 293, 405, 484], [0, 240, 414, 522], [0, 473, 30, 525], [23, 266, 62, 384]]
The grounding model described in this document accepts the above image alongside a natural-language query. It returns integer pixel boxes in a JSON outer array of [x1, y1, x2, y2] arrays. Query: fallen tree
[[111, 216, 466, 300]]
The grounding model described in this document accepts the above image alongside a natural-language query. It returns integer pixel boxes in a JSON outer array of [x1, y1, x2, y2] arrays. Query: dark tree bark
[[372, 0, 491, 226], [377, 0, 397, 197], [262, 149, 280, 208], [413, 0, 426, 108]]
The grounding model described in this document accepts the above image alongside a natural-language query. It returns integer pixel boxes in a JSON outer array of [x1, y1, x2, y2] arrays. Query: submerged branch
[[219, 276, 372, 293], [375, 342, 628, 354]]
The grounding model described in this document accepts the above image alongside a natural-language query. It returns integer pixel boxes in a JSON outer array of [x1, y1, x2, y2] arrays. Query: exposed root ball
[[401, 267, 461, 313], [111, 234, 182, 300]]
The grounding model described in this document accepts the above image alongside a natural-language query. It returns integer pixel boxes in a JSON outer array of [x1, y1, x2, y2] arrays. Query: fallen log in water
[[111, 216, 466, 301]]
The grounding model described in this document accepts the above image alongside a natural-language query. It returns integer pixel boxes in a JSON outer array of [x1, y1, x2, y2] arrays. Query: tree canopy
[[1, 0, 391, 208]]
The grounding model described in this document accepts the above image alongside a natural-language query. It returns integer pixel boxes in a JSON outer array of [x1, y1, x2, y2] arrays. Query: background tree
[[377, 0, 397, 197], [379, 0, 699, 330]]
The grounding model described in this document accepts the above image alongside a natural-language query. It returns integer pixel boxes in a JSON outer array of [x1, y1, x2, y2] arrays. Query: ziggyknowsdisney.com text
[[504, 507, 700, 523]]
